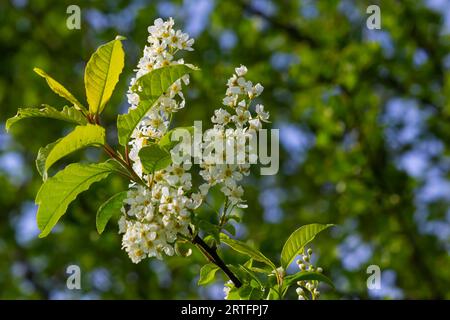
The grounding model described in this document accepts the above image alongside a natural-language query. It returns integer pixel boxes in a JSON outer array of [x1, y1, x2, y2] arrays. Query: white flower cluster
[[120, 18, 196, 263], [119, 19, 269, 264], [127, 17, 193, 177], [296, 248, 323, 300], [199, 65, 270, 210]]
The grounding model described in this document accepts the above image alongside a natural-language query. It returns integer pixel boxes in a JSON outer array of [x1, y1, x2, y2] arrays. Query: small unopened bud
[[296, 287, 304, 295], [307, 248, 313, 255], [276, 267, 285, 277], [316, 267, 323, 273], [299, 263, 306, 271], [302, 255, 310, 263], [314, 289, 320, 298]]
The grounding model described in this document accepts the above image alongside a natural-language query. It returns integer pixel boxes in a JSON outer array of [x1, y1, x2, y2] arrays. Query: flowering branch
[[6, 17, 336, 300]]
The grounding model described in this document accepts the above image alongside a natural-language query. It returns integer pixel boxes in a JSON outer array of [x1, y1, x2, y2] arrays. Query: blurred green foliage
[[1, 0, 449, 299]]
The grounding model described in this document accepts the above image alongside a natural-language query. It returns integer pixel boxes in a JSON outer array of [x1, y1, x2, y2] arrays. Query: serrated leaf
[[6, 105, 87, 131], [44, 124, 105, 175], [220, 233, 276, 270], [35, 161, 119, 238], [96, 191, 127, 234], [281, 223, 334, 269], [33, 67, 85, 111], [283, 271, 334, 289], [85, 36, 125, 114], [138, 143, 172, 173], [117, 64, 197, 146], [36, 138, 62, 180], [198, 264, 220, 286]]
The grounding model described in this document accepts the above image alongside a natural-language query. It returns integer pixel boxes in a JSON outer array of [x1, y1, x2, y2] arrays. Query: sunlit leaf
[[96, 191, 127, 234], [6, 105, 86, 131], [33, 67, 85, 111], [43, 124, 105, 176], [138, 143, 172, 173], [220, 233, 276, 270], [198, 264, 220, 285], [281, 223, 334, 269], [36, 161, 119, 238], [85, 36, 125, 114]]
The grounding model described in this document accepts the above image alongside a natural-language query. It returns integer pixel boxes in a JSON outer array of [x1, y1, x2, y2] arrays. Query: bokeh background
[[1, 0, 450, 299]]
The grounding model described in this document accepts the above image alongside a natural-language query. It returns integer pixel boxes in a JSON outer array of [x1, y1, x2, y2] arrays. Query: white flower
[[249, 118, 262, 130], [231, 107, 251, 127], [254, 83, 264, 96], [212, 108, 232, 125], [223, 280, 234, 299], [255, 104, 270, 122], [235, 65, 248, 76], [220, 181, 245, 207], [223, 95, 238, 108]]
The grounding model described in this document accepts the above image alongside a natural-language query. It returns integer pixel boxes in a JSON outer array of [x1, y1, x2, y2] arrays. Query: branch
[[192, 234, 242, 288]]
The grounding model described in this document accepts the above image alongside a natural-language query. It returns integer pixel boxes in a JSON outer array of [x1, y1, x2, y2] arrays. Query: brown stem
[[192, 234, 242, 288], [102, 143, 146, 187]]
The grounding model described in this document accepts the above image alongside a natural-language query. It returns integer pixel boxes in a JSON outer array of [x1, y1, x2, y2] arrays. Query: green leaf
[[266, 288, 281, 300], [159, 126, 194, 151], [33, 67, 85, 111], [220, 233, 276, 270], [85, 36, 125, 114], [96, 191, 127, 234], [225, 286, 241, 300], [283, 271, 334, 289], [237, 285, 253, 299], [6, 105, 87, 132], [199, 220, 221, 244], [174, 242, 193, 257], [223, 223, 236, 236], [281, 223, 334, 269], [138, 143, 172, 173], [239, 265, 264, 288], [44, 124, 105, 176], [198, 264, 220, 286], [35, 161, 119, 238], [117, 64, 197, 146], [36, 138, 62, 180]]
